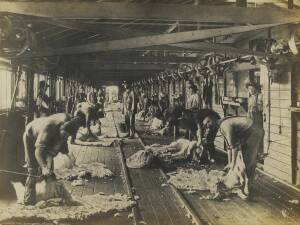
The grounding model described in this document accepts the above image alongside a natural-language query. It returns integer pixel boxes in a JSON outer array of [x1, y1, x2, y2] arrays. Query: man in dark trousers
[[35, 81, 50, 118], [22, 113, 84, 205], [163, 95, 184, 138], [179, 109, 220, 162], [122, 81, 138, 138]]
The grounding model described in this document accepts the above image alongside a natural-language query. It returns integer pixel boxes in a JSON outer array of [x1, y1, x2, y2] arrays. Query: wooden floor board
[[121, 137, 194, 225]]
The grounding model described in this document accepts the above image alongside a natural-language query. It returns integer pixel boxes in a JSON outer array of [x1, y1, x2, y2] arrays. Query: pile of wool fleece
[[126, 150, 154, 169], [98, 118, 118, 138], [136, 111, 145, 121], [55, 162, 114, 180], [149, 117, 163, 130], [12, 179, 72, 204], [74, 122, 117, 145], [76, 129, 99, 142], [126, 139, 198, 168], [150, 139, 197, 157], [54, 153, 76, 170], [168, 168, 225, 193], [0, 193, 135, 223]]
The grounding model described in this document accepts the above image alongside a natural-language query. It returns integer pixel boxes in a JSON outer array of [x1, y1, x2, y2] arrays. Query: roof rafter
[[1, 1, 299, 24], [13, 23, 280, 58]]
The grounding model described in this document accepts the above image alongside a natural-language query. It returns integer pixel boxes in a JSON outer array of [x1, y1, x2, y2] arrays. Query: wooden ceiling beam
[[78, 63, 171, 71], [1, 1, 299, 24], [13, 23, 280, 57], [172, 42, 267, 56], [69, 55, 199, 64]]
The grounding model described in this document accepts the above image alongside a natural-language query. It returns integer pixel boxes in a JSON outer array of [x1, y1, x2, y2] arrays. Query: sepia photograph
[[0, 0, 299, 224]]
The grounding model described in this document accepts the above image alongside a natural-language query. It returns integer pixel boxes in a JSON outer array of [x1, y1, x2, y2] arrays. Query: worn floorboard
[[121, 139, 193, 225]]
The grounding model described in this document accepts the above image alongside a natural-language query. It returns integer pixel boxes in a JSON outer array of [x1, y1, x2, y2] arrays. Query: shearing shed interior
[[0, 1, 300, 225]]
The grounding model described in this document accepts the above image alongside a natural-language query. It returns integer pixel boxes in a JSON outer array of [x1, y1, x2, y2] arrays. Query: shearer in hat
[[122, 81, 138, 138], [245, 79, 264, 161], [245, 79, 263, 127]]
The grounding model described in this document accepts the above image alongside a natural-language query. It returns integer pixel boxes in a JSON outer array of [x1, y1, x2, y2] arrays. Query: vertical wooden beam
[[288, 0, 294, 9], [26, 68, 35, 123], [236, 0, 247, 7]]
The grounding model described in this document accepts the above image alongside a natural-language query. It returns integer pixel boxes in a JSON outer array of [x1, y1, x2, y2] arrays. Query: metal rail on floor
[[135, 131, 206, 225], [112, 112, 142, 225]]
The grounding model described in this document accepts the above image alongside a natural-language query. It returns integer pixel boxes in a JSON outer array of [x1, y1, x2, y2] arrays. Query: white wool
[[168, 152, 251, 199], [150, 117, 163, 130], [126, 139, 198, 169], [223, 151, 247, 189], [54, 153, 76, 170], [0, 193, 135, 223], [149, 138, 197, 161], [168, 168, 225, 192], [126, 150, 154, 169], [55, 162, 114, 180], [136, 111, 145, 121], [12, 180, 72, 203]]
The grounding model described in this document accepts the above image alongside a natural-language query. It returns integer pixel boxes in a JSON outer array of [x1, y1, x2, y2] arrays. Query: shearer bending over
[[219, 116, 264, 198], [73, 101, 104, 139], [179, 109, 220, 162], [22, 113, 84, 205]]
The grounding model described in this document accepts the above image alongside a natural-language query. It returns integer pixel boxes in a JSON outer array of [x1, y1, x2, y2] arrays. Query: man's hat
[[189, 83, 198, 91], [122, 81, 131, 87], [245, 79, 259, 89]]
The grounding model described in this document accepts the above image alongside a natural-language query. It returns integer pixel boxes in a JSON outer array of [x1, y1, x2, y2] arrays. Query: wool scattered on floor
[[126, 139, 199, 168], [75, 116, 119, 141], [168, 168, 225, 193], [126, 150, 154, 169], [12, 179, 72, 204], [74, 123, 117, 146], [55, 162, 114, 180], [149, 117, 163, 130], [168, 153, 252, 199], [0, 192, 135, 223]]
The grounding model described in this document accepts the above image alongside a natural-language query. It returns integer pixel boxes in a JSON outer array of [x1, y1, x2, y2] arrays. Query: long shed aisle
[[62, 110, 133, 225], [114, 110, 194, 225], [135, 119, 300, 225]]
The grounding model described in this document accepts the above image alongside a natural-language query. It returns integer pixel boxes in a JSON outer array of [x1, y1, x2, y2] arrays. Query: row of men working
[[34, 81, 105, 118], [122, 79, 264, 200], [122, 78, 263, 153], [22, 82, 109, 206], [22, 79, 264, 205]]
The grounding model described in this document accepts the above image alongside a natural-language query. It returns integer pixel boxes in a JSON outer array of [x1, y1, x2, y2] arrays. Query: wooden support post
[[26, 68, 35, 124], [173, 126, 176, 141], [288, 0, 294, 9], [236, 0, 247, 7]]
